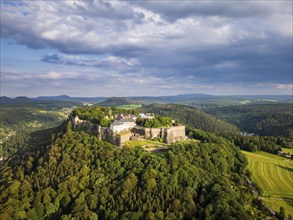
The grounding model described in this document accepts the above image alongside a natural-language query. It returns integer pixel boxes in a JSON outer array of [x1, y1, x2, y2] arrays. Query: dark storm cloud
[[1, 0, 292, 96], [119, 35, 292, 85], [60, 0, 145, 22], [0, 0, 147, 54], [129, 1, 292, 22]]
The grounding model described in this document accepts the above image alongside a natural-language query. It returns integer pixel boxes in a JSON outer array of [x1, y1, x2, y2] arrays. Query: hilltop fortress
[[70, 113, 186, 147]]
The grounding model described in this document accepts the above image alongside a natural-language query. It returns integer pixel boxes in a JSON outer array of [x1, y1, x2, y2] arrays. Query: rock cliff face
[[69, 116, 186, 146], [118, 133, 133, 146], [132, 126, 186, 144], [165, 126, 186, 144]]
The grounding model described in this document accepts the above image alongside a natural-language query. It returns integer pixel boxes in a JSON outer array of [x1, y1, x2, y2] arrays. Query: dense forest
[[0, 97, 80, 108], [206, 104, 293, 137], [140, 104, 239, 133], [136, 116, 173, 128], [1, 103, 291, 219], [129, 95, 291, 107], [186, 127, 292, 155], [220, 133, 292, 154], [1, 107, 62, 131], [0, 122, 271, 219], [0, 99, 80, 142]]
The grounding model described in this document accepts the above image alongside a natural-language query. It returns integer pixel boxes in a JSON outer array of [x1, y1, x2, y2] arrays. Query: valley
[[0, 95, 292, 219], [2, 1, 292, 219], [0, 97, 81, 158]]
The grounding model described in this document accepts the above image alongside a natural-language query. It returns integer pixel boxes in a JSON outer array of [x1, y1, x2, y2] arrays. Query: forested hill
[[98, 97, 138, 106], [0, 103, 74, 131], [206, 104, 293, 136], [0, 123, 269, 219], [140, 104, 239, 133], [0, 96, 81, 108], [0, 98, 81, 143], [1, 96, 34, 104]]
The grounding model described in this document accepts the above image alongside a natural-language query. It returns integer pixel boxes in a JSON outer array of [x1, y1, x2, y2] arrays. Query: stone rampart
[[132, 125, 185, 144], [118, 132, 133, 147], [165, 125, 186, 144], [69, 116, 186, 147]]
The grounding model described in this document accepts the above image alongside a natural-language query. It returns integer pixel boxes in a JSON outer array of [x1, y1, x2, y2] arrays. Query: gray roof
[[111, 118, 136, 126], [112, 120, 123, 125], [120, 118, 136, 122]]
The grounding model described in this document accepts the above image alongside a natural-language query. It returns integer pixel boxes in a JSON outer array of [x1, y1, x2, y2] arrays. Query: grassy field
[[118, 130, 131, 135], [242, 150, 293, 217], [123, 139, 166, 147], [117, 104, 142, 109]]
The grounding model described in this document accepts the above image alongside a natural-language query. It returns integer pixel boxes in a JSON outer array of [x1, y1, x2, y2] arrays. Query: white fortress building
[[110, 114, 137, 133], [70, 112, 186, 147]]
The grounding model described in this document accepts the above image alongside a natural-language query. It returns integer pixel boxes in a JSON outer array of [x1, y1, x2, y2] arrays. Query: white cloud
[[40, 72, 62, 79], [276, 84, 293, 89], [1, 0, 292, 96], [1, 0, 291, 55], [2, 70, 81, 81], [41, 53, 139, 69]]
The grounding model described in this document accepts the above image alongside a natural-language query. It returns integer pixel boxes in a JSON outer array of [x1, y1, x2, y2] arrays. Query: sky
[[1, 0, 292, 97]]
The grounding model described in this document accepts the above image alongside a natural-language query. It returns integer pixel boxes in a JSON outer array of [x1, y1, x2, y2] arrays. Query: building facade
[[110, 114, 137, 133]]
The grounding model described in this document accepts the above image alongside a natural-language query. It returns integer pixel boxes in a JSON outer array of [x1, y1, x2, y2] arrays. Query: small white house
[[139, 113, 154, 119]]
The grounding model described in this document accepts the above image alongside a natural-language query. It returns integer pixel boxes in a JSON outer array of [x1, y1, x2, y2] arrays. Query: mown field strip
[[275, 164, 292, 192], [252, 161, 267, 189], [264, 162, 278, 192], [242, 150, 293, 216]]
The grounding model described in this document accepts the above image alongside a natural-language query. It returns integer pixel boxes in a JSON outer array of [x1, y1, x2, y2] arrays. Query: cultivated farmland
[[242, 150, 293, 217]]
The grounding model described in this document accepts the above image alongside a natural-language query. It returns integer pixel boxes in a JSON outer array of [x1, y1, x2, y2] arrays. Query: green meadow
[[116, 104, 142, 109], [242, 150, 293, 217], [123, 139, 167, 148]]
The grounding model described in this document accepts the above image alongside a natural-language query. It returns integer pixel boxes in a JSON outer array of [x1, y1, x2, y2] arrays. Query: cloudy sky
[[1, 0, 292, 97]]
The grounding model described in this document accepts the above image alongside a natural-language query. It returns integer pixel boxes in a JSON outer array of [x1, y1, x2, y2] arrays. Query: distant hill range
[[1, 96, 35, 104], [34, 94, 214, 104], [2, 94, 291, 107], [130, 94, 214, 104], [98, 97, 138, 106], [206, 103, 293, 136], [140, 103, 239, 133], [0, 96, 81, 108], [36, 95, 107, 103]]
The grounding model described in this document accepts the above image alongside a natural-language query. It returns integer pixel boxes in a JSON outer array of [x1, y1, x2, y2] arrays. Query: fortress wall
[[99, 126, 113, 142], [170, 125, 185, 137], [132, 126, 145, 136], [131, 125, 185, 144], [73, 122, 98, 134], [130, 126, 165, 140], [119, 133, 133, 147], [111, 135, 120, 147], [150, 128, 163, 139], [143, 127, 152, 139], [70, 115, 186, 147], [166, 125, 186, 144]]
